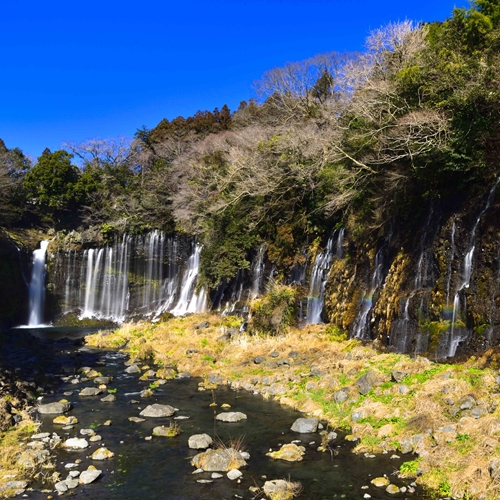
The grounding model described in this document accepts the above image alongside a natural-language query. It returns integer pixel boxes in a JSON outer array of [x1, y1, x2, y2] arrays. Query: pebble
[[211, 473, 223, 479]]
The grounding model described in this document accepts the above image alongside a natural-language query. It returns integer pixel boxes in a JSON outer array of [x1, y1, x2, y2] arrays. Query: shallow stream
[[14, 328, 428, 500]]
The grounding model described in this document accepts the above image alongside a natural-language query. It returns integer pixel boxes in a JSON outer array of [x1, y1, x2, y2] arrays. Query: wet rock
[[91, 447, 114, 460], [38, 401, 72, 414], [101, 394, 116, 402], [64, 478, 79, 489], [139, 404, 176, 417], [89, 435, 102, 442], [79, 467, 102, 485], [140, 389, 153, 398], [386, 484, 401, 495], [128, 417, 146, 423], [266, 443, 305, 462], [80, 428, 96, 436], [215, 412, 247, 422], [125, 365, 140, 374], [64, 438, 89, 449], [94, 376, 112, 385], [263, 479, 295, 498], [191, 448, 247, 471], [371, 477, 390, 488], [291, 417, 318, 433], [53, 415, 78, 425], [177, 372, 191, 379], [188, 433, 213, 450], [79, 387, 102, 396], [55, 481, 68, 493], [227, 469, 242, 480]]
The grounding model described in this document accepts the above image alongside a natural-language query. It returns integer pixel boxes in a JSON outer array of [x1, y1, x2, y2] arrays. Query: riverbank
[[86, 313, 500, 500]]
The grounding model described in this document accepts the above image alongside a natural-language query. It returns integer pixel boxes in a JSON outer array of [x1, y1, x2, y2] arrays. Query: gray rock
[[305, 381, 317, 391], [37, 402, 72, 414], [291, 417, 318, 433], [31, 432, 50, 440], [64, 478, 79, 489], [64, 438, 89, 449], [195, 321, 210, 329], [269, 351, 280, 358], [177, 372, 191, 379], [191, 448, 247, 471], [254, 356, 265, 364], [208, 373, 226, 385], [55, 481, 68, 493], [215, 412, 247, 422], [472, 406, 487, 419], [139, 404, 176, 418], [356, 370, 380, 395], [263, 479, 293, 497], [227, 469, 242, 480], [288, 351, 300, 359], [398, 384, 410, 395], [79, 387, 102, 396], [188, 433, 213, 449], [399, 436, 413, 454], [391, 370, 408, 383], [460, 395, 476, 410], [101, 394, 116, 402], [79, 468, 102, 485], [93, 376, 112, 385], [489, 458, 500, 480], [334, 390, 349, 403], [125, 365, 140, 374]]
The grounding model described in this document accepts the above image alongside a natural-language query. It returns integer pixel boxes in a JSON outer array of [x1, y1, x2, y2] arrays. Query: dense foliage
[[2, 0, 500, 289]]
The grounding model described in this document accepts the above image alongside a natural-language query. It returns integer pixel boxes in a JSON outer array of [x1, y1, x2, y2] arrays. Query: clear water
[[19, 328, 428, 500]]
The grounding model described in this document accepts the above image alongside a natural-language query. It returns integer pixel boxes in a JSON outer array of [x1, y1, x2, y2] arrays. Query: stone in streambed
[[371, 477, 390, 488], [53, 415, 78, 425], [101, 394, 116, 402], [266, 443, 305, 462], [188, 433, 213, 450], [64, 438, 89, 449], [191, 448, 247, 471], [91, 447, 114, 460], [79, 466, 102, 485], [129, 416, 146, 423], [125, 365, 140, 374], [79, 387, 102, 396], [215, 412, 247, 422], [38, 402, 72, 414], [139, 404, 176, 417], [93, 376, 112, 385], [386, 484, 401, 495], [291, 417, 318, 433], [227, 469, 242, 480]]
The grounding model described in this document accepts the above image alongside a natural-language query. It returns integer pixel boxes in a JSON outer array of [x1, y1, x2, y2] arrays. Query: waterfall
[[305, 231, 344, 324], [445, 219, 456, 308], [446, 177, 500, 357], [352, 247, 385, 339], [27, 241, 50, 327], [250, 244, 267, 299], [170, 244, 207, 316]]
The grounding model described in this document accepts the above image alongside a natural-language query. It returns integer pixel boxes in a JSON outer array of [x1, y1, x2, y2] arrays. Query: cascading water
[[27, 241, 50, 327], [306, 230, 344, 324], [445, 177, 500, 357], [170, 244, 207, 316], [250, 244, 267, 299], [352, 247, 385, 339]]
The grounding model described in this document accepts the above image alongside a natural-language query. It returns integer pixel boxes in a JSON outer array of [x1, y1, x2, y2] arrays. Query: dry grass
[[86, 314, 500, 500]]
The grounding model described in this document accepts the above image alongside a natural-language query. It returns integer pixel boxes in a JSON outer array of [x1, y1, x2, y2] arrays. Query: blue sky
[[1, 0, 465, 160]]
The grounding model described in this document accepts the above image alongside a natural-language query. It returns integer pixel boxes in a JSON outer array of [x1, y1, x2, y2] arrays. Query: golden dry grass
[[86, 314, 500, 500]]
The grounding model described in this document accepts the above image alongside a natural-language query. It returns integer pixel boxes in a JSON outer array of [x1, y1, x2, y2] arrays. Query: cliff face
[[0, 231, 30, 328], [324, 183, 500, 359]]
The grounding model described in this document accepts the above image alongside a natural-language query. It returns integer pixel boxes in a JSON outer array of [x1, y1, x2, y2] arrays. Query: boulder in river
[[188, 433, 213, 449], [191, 448, 247, 471], [79, 387, 102, 397], [266, 443, 305, 462], [63, 438, 89, 449], [291, 417, 318, 433], [91, 447, 114, 460], [139, 404, 176, 418], [79, 466, 102, 485], [215, 412, 247, 422], [38, 402, 72, 414]]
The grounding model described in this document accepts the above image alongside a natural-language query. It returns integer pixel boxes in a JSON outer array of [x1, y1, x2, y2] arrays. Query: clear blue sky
[[1, 0, 465, 160]]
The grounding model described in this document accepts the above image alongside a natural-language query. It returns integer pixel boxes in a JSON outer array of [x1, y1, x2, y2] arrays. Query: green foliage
[[249, 283, 297, 335], [23, 150, 86, 225], [399, 458, 422, 475]]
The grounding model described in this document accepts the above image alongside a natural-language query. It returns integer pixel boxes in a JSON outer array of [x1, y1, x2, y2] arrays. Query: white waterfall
[[27, 241, 50, 327], [446, 177, 500, 357], [170, 244, 207, 316], [250, 244, 267, 299], [353, 247, 384, 339]]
